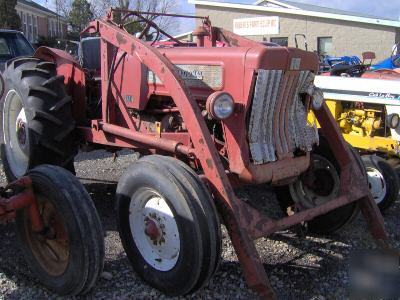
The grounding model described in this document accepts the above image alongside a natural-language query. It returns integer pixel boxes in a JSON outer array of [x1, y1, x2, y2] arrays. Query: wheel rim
[[3, 89, 30, 177], [366, 166, 386, 204], [24, 195, 70, 276], [290, 154, 340, 209], [129, 187, 180, 272]]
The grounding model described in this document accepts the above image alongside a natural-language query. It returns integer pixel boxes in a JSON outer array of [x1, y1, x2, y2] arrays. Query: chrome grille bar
[[248, 69, 319, 164], [248, 70, 282, 164]]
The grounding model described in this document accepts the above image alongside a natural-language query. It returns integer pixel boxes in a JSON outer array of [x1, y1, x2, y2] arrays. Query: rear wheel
[[0, 57, 77, 182], [362, 155, 399, 212], [16, 165, 104, 296], [275, 140, 360, 234], [116, 155, 221, 296]]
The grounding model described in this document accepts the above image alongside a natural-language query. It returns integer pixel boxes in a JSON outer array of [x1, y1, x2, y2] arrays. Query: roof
[[255, 0, 397, 21], [0, 29, 23, 33], [189, 0, 400, 28], [18, 0, 61, 17]]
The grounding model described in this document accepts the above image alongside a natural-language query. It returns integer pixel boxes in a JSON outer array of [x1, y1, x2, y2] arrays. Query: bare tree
[[91, 0, 179, 33], [54, 0, 72, 18]]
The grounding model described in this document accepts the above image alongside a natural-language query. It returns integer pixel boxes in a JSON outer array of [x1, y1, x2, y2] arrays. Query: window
[[270, 37, 288, 46], [318, 37, 333, 56], [0, 32, 34, 59], [0, 38, 11, 55], [27, 14, 32, 42], [33, 16, 38, 42], [48, 19, 51, 37], [48, 19, 56, 37], [12, 33, 35, 56], [22, 13, 27, 36]]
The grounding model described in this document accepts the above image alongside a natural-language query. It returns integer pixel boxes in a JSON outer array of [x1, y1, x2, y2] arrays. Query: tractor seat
[[79, 37, 101, 71]]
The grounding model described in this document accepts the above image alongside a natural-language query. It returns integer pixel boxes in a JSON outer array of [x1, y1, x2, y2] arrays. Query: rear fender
[[34, 46, 86, 123]]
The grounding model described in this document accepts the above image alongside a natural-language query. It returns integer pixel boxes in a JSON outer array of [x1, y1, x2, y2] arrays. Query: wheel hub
[[366, 167, 386, 204], [290, 154, 340, 209], [129, 188, 180, 271], [144, 216, 161, 241], [16, 119, 27, 146], [3, 90, 30, 177], [25, 196, 69, 277]]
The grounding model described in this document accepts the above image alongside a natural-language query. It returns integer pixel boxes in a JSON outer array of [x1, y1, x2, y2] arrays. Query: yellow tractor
[[311, 75, 400, 211]]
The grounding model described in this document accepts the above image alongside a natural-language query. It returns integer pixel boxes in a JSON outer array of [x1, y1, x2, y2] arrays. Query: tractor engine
[[339, 106, 382, 136], [330, 101, 398, 139]]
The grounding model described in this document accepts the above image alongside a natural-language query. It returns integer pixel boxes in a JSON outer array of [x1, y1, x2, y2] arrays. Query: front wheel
[[116, 155, 221, 296], [16, 165, 104, 296], [362, 155, 399, 212], [275, 140, 360, 234]]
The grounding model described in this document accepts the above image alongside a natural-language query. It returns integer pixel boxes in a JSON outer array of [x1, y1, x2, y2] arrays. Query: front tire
[[0, 57, 77, 182], [116, 155, 221, 296], [275, 140, 360, 234], [16, 165, 104, 296], [362, 155, 399, 212]]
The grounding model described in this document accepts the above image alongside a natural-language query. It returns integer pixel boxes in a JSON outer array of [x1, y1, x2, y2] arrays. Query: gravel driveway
[[0, 150, 398, 299]]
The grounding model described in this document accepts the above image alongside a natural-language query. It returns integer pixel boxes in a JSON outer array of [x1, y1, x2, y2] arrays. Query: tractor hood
[[152, 46, 319, 103]]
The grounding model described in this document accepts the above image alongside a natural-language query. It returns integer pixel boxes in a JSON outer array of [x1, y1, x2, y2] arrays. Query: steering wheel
[[122, 15, 161, 44], [120, 11, 182, 46]]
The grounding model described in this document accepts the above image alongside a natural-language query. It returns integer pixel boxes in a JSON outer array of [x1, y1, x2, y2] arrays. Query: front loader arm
[[82, 19, 275, 298]]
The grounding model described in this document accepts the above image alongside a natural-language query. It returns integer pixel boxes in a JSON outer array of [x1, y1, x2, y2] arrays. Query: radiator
[[248, 69, 319, 165]]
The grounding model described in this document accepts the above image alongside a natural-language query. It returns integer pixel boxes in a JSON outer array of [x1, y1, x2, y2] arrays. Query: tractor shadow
[[81, 180, 118, 232]]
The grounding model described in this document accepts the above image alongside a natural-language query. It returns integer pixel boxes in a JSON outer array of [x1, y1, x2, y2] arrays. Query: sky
[[37, 0, 400, 34]]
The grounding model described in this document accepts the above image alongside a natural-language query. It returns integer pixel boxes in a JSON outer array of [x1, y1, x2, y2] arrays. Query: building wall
[[196, 5, 398, 61], [37, 17, 48, 37], [16, 2, 67, 44]]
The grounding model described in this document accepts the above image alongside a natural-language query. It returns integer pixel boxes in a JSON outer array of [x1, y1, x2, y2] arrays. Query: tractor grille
[[248, 69, 319, 165]]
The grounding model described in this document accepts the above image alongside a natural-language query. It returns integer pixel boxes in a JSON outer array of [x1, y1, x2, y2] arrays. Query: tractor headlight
[[206, 92, 235, 120], [386, 113, 400, 129]]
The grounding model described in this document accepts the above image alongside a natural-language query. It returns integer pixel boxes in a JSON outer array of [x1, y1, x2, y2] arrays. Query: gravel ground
[[0, 150, 399, 299]]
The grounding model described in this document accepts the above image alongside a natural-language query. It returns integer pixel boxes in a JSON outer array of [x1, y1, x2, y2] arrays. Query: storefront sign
[[233, 16, 280, 36]]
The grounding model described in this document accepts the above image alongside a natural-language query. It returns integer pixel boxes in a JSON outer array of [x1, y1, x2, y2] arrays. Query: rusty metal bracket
[[0, 176, 44, 233]]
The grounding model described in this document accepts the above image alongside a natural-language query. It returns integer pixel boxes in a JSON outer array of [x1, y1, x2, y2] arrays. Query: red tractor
[[0, 10, 390, 298]]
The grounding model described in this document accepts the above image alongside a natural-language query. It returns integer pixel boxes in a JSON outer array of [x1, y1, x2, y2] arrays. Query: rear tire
[[362, 155, 399, 212], [16, 165, 104, 296], [116, 155, 221, 296], [0, 57, 77, 182], [275, 140, 360, 234]]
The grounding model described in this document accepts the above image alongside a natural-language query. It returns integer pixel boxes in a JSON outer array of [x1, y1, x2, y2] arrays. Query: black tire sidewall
[[16, 168, 88, 294], [362, 155, 399, 211], [116, 161, 203, 296]]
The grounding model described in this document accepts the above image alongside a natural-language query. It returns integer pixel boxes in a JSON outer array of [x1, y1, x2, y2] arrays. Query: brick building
[[190, 0, 400, 61], [15, 0, 67, 44]]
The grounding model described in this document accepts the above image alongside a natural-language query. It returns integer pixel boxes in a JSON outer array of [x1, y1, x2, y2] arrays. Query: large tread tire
[[362, 155, 399, 212], [116, 155, 221, 296], [0, 57, 77, 182], [15, 165, 104, 296], [275, 140, 360, 235]]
